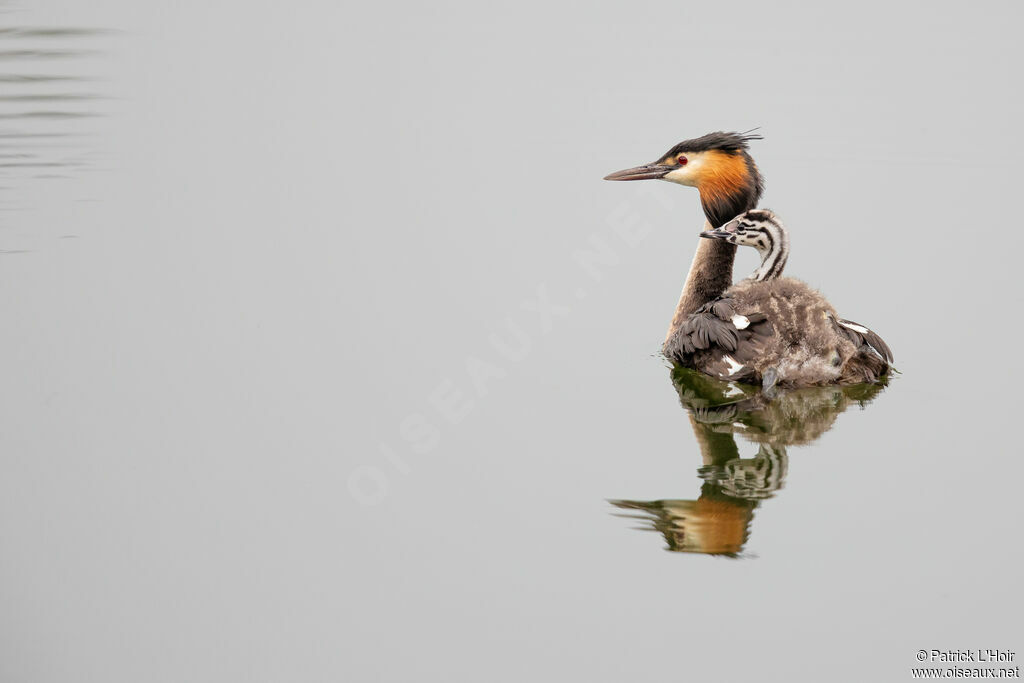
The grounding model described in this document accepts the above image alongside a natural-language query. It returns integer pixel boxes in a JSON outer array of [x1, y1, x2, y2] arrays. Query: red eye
[[677, 155, 688, 165]]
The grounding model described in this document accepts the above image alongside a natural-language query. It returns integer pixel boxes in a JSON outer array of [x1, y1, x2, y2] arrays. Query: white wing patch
[[722, 355, 745, 376], [839, 320, 869, 334], [731, 314, 750, 330]]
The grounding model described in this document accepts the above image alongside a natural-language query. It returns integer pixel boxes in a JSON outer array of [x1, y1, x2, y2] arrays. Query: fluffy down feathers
[[664, 277, 891, 387]]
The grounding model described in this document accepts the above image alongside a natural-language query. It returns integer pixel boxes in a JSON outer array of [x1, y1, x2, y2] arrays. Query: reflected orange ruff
[[676, 497, 752, 554]]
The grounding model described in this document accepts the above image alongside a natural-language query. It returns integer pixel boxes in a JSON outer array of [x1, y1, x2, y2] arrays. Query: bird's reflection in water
[[611, 367, 887, 557]]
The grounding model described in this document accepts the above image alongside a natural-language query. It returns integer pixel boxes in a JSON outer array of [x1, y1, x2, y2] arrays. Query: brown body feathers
[[664, 277, 892, 386]]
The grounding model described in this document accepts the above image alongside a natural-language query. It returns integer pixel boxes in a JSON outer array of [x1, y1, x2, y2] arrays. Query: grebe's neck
[[665, 157, 763, 345], [667, 226, 737, 342], [746, 223, 789, 282]]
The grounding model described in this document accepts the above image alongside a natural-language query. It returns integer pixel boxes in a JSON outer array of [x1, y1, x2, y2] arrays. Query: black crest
[[664, 130, 762, 158]]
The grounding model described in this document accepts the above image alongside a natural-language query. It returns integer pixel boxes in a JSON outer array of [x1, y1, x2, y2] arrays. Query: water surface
[[1, 2, 1022, 682]]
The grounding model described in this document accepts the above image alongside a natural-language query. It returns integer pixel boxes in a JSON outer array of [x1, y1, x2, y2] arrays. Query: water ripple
[[0, 23, 112, 223]]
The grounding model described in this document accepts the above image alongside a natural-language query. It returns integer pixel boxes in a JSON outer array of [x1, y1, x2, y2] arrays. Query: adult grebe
[[604, 133, 892, 387]]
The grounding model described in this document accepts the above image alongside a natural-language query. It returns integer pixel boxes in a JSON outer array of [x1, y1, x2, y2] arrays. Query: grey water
[[1, 2, 1022, 682]]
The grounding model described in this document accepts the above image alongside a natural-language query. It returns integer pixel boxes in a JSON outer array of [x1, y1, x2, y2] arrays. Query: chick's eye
[[677, 155, 688, 166]]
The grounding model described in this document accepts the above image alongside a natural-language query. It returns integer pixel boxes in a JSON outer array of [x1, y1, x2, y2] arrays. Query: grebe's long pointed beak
[[603, 163, 673, 181]]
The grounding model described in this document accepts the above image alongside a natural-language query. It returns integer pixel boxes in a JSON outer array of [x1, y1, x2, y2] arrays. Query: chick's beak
[[603, 163, 673, 181], [700, 218, 739, 240], [699, 229, 730, 240]]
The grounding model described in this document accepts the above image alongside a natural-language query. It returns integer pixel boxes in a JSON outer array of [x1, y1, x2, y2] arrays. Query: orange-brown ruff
[[613, 495, 754, 555], [693, 150, 754, 211]]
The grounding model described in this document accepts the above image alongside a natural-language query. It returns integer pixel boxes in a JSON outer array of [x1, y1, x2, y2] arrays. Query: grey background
[[1, 0, 1022, 681]]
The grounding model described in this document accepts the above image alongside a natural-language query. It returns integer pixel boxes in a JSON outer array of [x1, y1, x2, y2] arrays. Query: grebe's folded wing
[[665, 296, 773, 382], [832, 317, 893, 363]]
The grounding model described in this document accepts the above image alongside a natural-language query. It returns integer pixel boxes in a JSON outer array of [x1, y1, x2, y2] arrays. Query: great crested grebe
[[604, 132, 892, 388]]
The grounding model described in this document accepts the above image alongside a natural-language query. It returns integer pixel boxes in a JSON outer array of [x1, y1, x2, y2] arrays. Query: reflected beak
[[603, 163, 673, 181]]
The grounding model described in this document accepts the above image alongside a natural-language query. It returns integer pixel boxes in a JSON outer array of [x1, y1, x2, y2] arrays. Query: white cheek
[[661, 154, 709, 187], [659, 165, 692, 184], [661, 167, 696, 186]]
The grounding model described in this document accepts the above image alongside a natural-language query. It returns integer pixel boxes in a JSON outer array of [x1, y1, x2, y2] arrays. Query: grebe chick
[[700, 208, 789, 282], [686, 209, 892, 387]]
